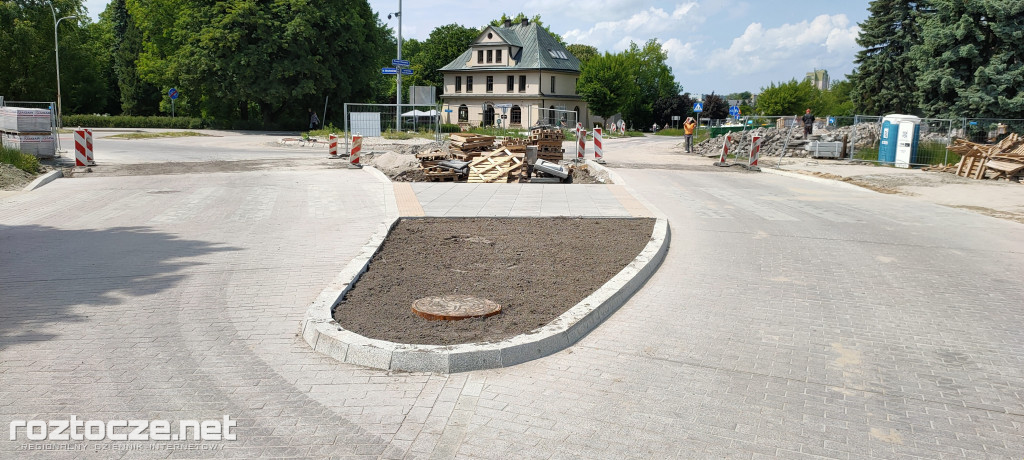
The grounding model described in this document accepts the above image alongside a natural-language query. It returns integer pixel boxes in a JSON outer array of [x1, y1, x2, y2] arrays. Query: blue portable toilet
[[879, 114, 921, 163]]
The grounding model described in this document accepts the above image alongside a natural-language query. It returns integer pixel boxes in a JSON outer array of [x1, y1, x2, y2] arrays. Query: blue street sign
[[828, 116, 836, 125], [693, 103, 703, 113], [400, 69, 414, 75], [969, 121, 978, 125], [168, 88, 179, 100], [392, 59, 410, 67], [444, 109, 453, 113], [381, 67, 398, 75], [729, 106, 739, 116]]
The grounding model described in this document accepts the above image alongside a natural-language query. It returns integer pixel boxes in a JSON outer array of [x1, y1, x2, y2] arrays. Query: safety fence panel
[[962, 118, 1024, 144]]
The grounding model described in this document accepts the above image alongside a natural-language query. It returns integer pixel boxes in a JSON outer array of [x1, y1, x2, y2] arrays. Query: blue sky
[[82, 1, 871, 96]]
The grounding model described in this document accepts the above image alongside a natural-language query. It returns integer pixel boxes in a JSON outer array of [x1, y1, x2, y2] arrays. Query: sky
[[82, 0, 872, 97]]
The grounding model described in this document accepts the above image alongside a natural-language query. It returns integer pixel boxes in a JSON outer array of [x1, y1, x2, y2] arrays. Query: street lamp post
[[388, 2, 402, 132], [49, 3, 78, 129]]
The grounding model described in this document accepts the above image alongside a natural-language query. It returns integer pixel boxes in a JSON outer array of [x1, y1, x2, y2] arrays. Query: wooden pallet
[[985, 159, 1024, 180], [467, 148, 524, 183]]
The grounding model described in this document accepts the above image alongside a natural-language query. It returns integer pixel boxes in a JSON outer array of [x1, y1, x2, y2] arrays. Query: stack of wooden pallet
[[529, 127, 565, 162], [467, 148, 524, 183], [449, 134, 496, 161], [501, 137, 529, 153], [947, 134, 1024, 181], [416, 149, 449, 168]]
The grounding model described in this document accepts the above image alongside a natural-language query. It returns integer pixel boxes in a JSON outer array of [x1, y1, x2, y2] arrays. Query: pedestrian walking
[[309, 108, 320, 130], [801, 108, 814, 139], [683, 117, 697, 153]]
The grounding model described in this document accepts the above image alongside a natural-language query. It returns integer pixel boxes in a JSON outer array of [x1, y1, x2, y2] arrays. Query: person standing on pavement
[[802, 108, 814, 139], [308, 108, 320, 130], [683, 117, 697, 153]]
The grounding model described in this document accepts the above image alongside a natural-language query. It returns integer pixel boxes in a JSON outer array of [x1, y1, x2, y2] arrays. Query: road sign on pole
[[400, 69, 414, 75], [381, 67, 398, 75], [392, 59, 410, 66], [693, 103, 703, 113], [168, 88, 178, 117], [729, 106, 739, 116]]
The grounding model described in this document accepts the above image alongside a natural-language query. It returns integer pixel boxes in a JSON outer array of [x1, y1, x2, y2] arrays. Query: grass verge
[[108, 131, 210, 140], [0, 146, 41, 174]]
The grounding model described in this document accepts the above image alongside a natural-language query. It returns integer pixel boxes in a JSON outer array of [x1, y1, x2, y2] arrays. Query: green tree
[[850, 0, 928, 115], [410, 23, 479, 94], [577, 52, 632, 120], [813, 80, 855, 116], [702, 93, 729, 120], [129, 0, 391, 126], [756, 79, 816, 116], [620, 39, 680, 129], [104, 0, 160, 115], [913, 0, 1024, 118], [566, 44, 599, 66], [652, 93, 693, 128]]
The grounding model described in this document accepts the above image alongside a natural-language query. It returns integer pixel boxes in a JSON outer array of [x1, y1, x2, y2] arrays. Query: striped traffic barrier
[[748, 135, 762, 170], [349, 134, 362, 168], [85, 128, 95, 165], [327, 134, 340, 159], [577, 129, 586, 160], [715, 134, 731, 166], [74, 129, 87, 167], [593, 126, 605, 164]]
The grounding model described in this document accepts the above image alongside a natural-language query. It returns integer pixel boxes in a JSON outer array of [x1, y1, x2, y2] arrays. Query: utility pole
[[48, 2, 77, 129], [393, 1, 402, 132]]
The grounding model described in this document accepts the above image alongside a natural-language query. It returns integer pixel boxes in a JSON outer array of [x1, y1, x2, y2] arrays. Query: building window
[[455, 76, 462, 93], [575, 78, 578, 95], [550, 76, 556, 93], [487, 50, 493, 63], [575, 106, 580, 123], [507, 76, 514, 92], [519, 75, 526, 92], [511, 105, 521, 125], [496, 50, 503, 63], [548, 105, 555, 125], [486, 76, 493, 93], [477, 50, 483, 63], [458, 104, 468, 122], [467, 76, 473, 92]]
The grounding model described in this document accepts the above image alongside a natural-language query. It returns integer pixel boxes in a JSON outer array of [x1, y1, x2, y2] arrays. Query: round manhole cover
[[412, 295, 502, 321]]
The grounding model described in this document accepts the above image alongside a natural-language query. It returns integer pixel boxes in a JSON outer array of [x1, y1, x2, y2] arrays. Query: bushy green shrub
[[0, 146, 41, 173], [440, 124, 462, 133], [62, 114, 207, 129]]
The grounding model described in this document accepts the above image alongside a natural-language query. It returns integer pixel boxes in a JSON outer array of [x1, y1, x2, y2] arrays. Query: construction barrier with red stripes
[[715, 134, 732, 166], [85, 128, 95, 166], [748, 135, 762, 170], [577, 129, 586, 160], [74, 129, 87, 167], [349, 135, 362, 167], [593, 126, 605, 164], [328, 134, 339, 159]]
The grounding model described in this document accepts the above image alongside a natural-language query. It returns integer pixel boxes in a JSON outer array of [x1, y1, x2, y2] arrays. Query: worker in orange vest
[[683, 117, 697, 153]]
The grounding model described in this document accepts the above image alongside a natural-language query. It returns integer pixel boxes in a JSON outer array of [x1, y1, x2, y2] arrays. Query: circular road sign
[[168, 88, 179, 100]]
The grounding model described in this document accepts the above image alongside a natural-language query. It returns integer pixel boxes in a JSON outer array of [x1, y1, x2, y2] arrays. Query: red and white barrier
[[748, 136, 762, 167], [577, 129, 586, 160], [85, 128, 95, 165], [74, 129, 87, 167], [718, 134, 731, 163], [593, 126, 605, 164], [328, 134, 339, 158], [349, 135, 362, 167]]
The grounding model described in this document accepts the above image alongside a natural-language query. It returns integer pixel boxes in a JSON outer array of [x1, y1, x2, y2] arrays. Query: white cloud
[[562, 3, 699, 50], [703, 14, 860, 77]]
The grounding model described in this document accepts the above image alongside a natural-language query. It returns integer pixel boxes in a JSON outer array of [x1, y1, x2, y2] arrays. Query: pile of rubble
[[928, 134, 1024, 181], [692, 123, 882, 159]]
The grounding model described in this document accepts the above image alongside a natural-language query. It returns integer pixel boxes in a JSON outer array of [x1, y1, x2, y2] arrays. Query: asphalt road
[[1, 134, 1022, 458]]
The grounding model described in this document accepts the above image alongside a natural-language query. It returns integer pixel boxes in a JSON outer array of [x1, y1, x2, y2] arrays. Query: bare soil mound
[[334, 217, 655, 345]]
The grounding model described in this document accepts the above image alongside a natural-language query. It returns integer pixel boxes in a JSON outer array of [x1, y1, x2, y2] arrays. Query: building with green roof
[[439, 18, 589, 130]]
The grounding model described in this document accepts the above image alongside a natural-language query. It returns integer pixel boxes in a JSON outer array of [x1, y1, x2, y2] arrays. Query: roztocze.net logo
[[10, 415, 236, 441]]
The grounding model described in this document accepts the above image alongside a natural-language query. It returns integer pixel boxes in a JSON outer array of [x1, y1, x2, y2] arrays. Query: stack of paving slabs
[[467, 148, 524, 183], [0, 107, 55, 158], [529, 127, 565, 162], [947, 134, 1024, 180], [449, 133, 496, 161]]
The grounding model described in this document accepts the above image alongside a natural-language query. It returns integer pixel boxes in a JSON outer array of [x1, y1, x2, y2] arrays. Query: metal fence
[[342, 102, 442, 143], [961, 118, 1024, 143], [536, 107, 577, 131], [846, 115, 956, 166]]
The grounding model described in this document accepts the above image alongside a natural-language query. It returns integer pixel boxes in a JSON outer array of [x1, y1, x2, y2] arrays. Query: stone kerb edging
[[24, 170, 63, 191], [301, 217, 670, 373]]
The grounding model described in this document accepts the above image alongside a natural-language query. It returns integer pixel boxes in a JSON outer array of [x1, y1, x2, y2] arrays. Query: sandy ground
[[334, 217, 655, 345]]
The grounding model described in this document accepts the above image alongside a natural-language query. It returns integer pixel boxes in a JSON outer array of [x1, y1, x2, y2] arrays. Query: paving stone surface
[[2, 145, 1023, 459]]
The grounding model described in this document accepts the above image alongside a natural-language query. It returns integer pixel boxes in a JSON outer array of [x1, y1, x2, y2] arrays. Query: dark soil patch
[[334, 217, 655, 345]]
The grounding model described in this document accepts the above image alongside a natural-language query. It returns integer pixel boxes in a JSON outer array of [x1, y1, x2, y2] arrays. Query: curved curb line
[[24, 170, 63, 191], [301, 217, 670, 373], [761, 167, 871, 193]]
